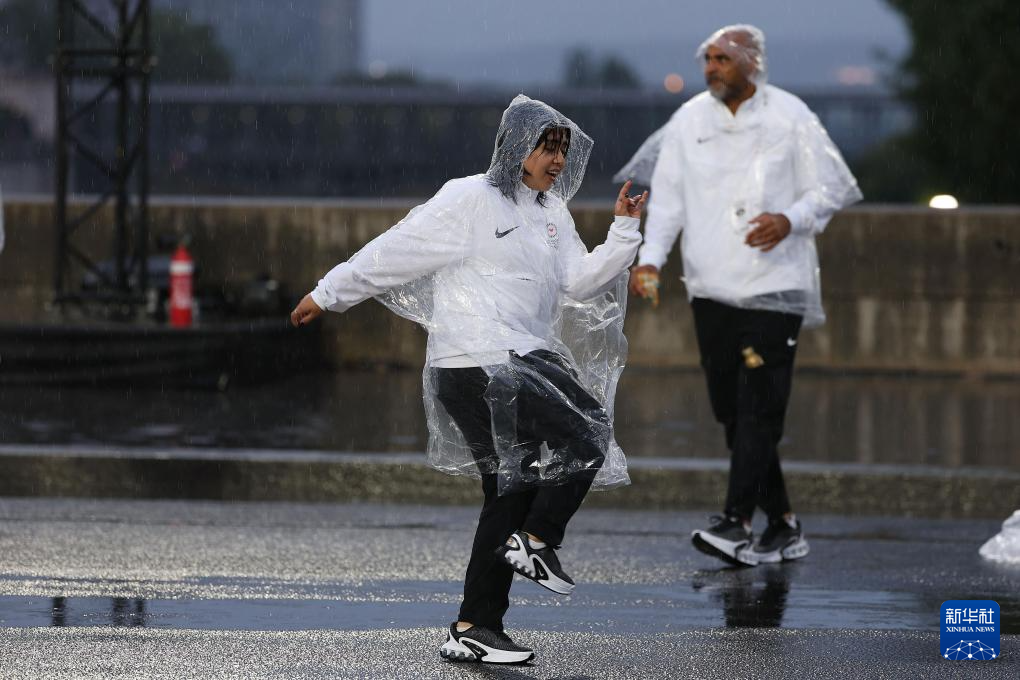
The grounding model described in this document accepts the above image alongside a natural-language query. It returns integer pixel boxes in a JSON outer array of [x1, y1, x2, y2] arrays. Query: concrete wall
[[3, 196, 1019, 374]]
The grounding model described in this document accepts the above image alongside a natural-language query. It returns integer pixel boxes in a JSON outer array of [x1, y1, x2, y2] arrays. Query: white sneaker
[[495, 530, 575, 595], [737, 519, 810, 566], [439, 624, 534, 664], [692, 515, 754, 566]]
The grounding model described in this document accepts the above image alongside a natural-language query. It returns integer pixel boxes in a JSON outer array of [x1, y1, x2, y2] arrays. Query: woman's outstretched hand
[[290, 293, 323, 327], [614, 179, 649, 218]]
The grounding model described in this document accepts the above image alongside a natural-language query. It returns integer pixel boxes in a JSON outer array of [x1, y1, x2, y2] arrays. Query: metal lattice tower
[[53, 0, 152, 314]]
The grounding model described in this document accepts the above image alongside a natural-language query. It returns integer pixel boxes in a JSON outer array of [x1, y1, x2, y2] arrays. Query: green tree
[[562, 49, 640, 90], [884, 0, 1020, 202], [0, 0, 232, 83], [151, 8, 232, 83], [598, 56, 641, 89], [563, 49, 595, 88]]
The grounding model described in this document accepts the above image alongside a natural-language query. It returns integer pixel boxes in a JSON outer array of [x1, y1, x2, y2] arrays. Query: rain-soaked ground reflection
[[49, 596, 147, 627], [695, 566, 791, 628], [3, 583, 1017, 633], [1, 368, 1018, 470]]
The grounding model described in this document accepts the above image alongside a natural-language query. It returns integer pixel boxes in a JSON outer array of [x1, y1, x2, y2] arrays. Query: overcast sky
[[362, 0, 909, 91]]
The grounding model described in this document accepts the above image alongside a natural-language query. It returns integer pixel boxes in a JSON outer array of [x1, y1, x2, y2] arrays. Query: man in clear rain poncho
[[617, 25, 862, 568], [291, 95, 646, 664]]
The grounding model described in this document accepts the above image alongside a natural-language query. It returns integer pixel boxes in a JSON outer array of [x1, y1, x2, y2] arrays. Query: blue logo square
[[941, 600, 1000, 660]]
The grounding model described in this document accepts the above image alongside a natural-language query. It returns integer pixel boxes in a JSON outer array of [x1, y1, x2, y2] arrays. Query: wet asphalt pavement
[[1, 498, 1018, 678]]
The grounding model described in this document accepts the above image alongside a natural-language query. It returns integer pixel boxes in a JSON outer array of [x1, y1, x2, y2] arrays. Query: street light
[[929, 194, 959, 209], [663, 73, 685, 94]]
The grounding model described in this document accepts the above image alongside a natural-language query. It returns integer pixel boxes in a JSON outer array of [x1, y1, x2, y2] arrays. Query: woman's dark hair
[[486, 98, 572, 205]]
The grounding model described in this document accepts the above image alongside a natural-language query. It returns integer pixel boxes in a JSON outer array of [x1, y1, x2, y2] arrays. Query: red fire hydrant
[[169, 243, 194, 327]]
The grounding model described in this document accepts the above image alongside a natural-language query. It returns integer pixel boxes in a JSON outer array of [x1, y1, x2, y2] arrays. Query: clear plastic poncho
[[369, 95, 633, 496], [979, 511, 1020, 564], [614, 25, 860, 327]]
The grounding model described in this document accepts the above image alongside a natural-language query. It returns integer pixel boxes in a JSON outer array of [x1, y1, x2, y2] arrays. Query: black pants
[[434, 350, 607, 630], [691, 298, 802, 522]]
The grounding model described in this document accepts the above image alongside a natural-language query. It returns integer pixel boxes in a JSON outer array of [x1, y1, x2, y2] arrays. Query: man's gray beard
[[707, 82, 730, 100]]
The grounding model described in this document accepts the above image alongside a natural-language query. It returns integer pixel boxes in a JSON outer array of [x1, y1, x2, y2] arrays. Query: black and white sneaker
[[439, 623, 534, 664], [691, 515, 754, 566], [495, 530, 575, 595], [737, 519, 809, 566]]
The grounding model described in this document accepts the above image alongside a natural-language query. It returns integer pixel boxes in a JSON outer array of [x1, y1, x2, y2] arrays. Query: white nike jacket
[[311, 175, 641, 367], [638, 85, 861, 326]]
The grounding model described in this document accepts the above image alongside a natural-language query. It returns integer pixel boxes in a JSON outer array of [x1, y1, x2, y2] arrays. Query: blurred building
[[81, 85, 909, 200], [4, 80, 911, 198], [156, 0, 361, 84]]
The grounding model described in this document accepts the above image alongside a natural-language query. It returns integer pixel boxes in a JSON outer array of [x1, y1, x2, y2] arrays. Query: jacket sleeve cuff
[[610, 215, 641, 233], [311, 280, 354, 314], [309, 286, 329, 312], [609, 216, 642, 241], [783, 203, 815, 235], [637, 243, 668, 269]]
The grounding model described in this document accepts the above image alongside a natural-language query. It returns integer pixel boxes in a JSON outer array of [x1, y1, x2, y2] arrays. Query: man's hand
[[290, 293, 323, 327], [629, 264, 661, 307], [615, 179, 649, 218], [745, 212, 791, 252]]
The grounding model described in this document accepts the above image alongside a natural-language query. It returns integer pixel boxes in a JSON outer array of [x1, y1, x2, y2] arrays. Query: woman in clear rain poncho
[[291, 95, 646, 664]]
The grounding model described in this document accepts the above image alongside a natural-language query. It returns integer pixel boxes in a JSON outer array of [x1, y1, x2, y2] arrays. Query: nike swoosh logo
[[532, 556, 548, 582], [495, 226, 520, 239], [461, 640, 487, 659]]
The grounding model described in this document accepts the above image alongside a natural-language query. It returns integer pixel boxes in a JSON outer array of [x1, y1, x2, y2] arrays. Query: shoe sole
[[440, 634, 534, 664], [782, 537, 810, 561], [498, 541, 575, 595], [692, 530, 751, 567], [739, 537, 810, 566]]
